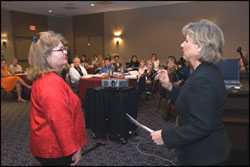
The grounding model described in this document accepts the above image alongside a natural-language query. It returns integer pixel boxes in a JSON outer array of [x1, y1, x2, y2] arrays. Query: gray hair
[[182, 19, 224, 64]]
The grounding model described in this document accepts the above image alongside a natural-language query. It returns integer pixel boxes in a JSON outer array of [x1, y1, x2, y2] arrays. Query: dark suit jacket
[[162, 62, 231, 165]]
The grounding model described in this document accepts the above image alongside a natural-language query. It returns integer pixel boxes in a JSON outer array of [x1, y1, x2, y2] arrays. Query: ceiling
[[1, 1, 191, 17]]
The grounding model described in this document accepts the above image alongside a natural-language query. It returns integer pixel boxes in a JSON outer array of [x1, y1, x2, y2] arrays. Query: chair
[[68, 75, 79, 95], [144, 79, 158, 101]]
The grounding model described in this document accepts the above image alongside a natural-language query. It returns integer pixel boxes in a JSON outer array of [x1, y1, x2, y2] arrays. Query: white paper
[[129, 70, 139, 76], [125, 75, 137, 79], [126, 113, 154, 133]]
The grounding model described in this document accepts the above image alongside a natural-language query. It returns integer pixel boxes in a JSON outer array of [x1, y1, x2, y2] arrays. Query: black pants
[[35, 154, 73, 166]]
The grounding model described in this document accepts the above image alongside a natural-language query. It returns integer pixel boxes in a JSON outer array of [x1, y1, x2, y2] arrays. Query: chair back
[[149, 78, 158, 95]]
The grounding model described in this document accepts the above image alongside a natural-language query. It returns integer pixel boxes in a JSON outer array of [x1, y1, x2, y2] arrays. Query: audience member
[[1, 59, 32, 102], [91, 54, 98, 66], [166, 56, 184, 86], [80, 54, 89, 68], [128, 55, 139, 70], [138, 59, 147, 76], [106, 55, 115, 65], [151, 53, 160, 70], [9, 58, 23, 74], [151, 19, 231, 166], [27, 31, 86, 166], [99, 58, 115, 74], [69, 57, 88, 93], [94, 55, 104, 69], [177, 57, 186, 73], [113, 55, 123, 72], [182, 60, 193, 80], [60, 55, 70, 85], [137, 60, 157, 95]]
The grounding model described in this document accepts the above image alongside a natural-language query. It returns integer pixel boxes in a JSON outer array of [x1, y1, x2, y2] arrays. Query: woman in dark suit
[[151, 19, 231, 166]]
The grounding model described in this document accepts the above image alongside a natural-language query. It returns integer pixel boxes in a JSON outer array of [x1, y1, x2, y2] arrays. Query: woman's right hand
[[70, 148, 82, 166], [156, 69, 172, 91]]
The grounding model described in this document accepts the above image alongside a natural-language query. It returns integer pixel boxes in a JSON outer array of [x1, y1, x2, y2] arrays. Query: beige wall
[[48, 16, 74, 61], [1, 9, 15, 65], [73, 13, 104, 61], [10, 11, 48, 69], [104, 1, 249, 65]]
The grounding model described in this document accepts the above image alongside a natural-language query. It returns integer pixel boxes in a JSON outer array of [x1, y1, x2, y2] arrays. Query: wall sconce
[[88, 36, 91, 46], [113, 32, 122, 46], [1, 35, 8, 48]]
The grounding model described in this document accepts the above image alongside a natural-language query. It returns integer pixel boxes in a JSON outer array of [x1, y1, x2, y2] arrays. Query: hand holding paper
[[126, 113, 154, 133]]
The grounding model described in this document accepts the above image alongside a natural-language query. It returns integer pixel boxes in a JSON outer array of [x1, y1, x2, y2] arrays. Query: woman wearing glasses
[[27, 31, 87, 166]]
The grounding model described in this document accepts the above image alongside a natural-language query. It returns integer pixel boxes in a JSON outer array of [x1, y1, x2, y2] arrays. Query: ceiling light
[[91, 4, 95, 7]]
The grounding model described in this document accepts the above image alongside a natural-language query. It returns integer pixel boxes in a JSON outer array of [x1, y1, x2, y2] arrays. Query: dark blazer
[[113, 62, 123, 72], [162, 62, 231, 165]]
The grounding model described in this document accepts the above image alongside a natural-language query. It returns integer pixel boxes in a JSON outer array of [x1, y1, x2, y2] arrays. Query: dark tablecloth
[[84, 86, 138, 138]]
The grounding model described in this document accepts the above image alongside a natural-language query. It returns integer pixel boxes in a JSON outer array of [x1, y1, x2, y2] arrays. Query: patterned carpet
[[1, 93, 178, 166]]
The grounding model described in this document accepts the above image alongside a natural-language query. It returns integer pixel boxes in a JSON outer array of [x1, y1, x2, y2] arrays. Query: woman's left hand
[[151, 130, 164, 145]]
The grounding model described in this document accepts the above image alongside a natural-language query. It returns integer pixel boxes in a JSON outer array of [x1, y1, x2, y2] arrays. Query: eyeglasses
[[51, 46, 68, 53]]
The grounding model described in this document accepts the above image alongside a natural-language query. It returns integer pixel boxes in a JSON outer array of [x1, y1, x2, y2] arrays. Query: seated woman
[[151, 53, 160, 70], [165, 56, 184, 86], [138, 59, 147, 77], [93, 55, 104, 74], [69, 57, 88, 93], [80, 54, 89, 68], [1, 59, 32, 102], [160, 56, 184, 118], [137, 60, 157, 95], [128, 55, 140, 70]]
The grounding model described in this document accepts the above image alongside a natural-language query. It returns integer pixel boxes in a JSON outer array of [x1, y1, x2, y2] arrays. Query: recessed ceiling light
[[91, 4, 95, 7], [48, 10, 52, 13]]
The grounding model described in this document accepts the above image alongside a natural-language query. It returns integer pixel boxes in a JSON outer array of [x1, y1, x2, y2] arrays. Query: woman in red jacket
[[27, 31, 87, 166]]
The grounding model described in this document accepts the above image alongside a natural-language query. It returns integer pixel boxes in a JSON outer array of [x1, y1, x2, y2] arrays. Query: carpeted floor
[[1, 92, 178, 166]]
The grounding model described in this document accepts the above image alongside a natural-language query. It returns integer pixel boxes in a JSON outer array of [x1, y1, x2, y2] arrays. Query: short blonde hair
[[27, 31, 67, 81], [73, 57, 80, 63], [182, 19, 224, 64], [146, 60, 154, 69]]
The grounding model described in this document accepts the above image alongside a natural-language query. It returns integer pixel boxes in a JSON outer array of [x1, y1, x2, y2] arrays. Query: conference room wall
[[48, 16, 74, 61], [104, 1, 249, 65], [11, 11, 47, 69], [1, 9, 15, 65], [1, 9, 48, 69], [73, 13, 105, 61]]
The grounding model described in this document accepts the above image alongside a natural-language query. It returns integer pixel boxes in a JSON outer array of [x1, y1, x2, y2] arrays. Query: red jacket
[[30, 72, 87, 158]]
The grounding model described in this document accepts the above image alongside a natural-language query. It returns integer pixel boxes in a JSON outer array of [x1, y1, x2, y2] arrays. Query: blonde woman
[[28, 31, 86, 166], [152, 19, 231, 165]]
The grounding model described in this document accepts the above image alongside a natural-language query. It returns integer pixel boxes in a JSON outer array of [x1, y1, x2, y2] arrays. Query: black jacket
[[162, 62, 231, 165]]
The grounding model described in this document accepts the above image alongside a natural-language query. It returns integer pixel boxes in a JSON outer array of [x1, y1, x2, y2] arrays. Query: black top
[[128, 61, 139, 69], [162, 62, 231, 165], [113, 62, 123, 72]]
